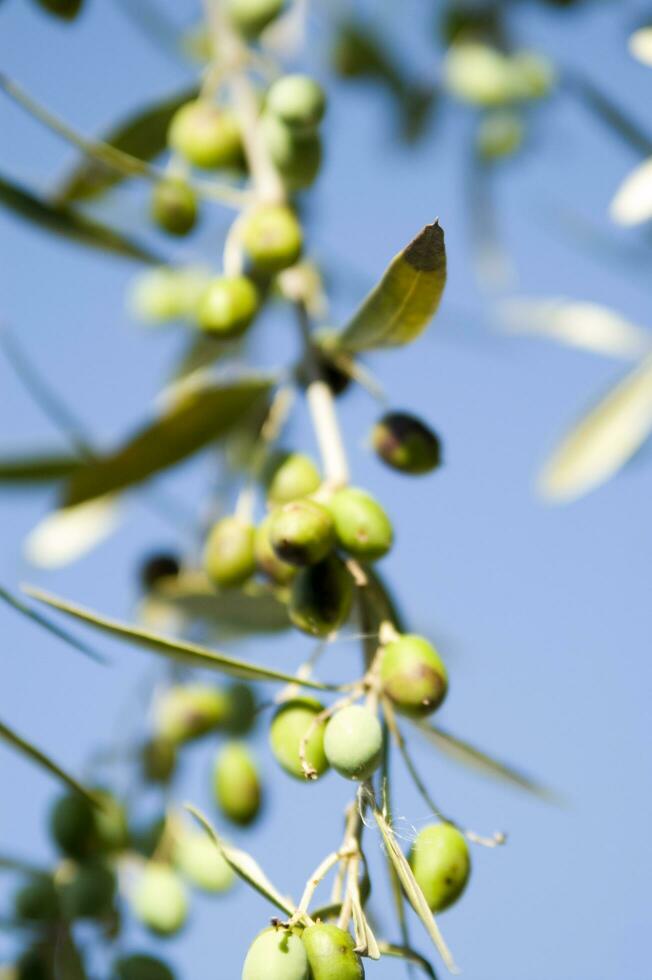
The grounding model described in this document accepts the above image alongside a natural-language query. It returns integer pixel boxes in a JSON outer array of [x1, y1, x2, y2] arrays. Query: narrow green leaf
[[185, 804, 296, 916], [539, 354, 652, 503], [25, 586, 337, 691], [0, 452, 80, 484], [414, 721, 557, 802], [62, 377, 273, 508], [0, 583, 107, 664], [0, 172, 160, 263], [155, 572, 291, 633], [334, 222, 446, 353], [0, 853, 49, 876], [57, 86, 198, 202], [172, 332, 239, 383], [0, 718, 96, 804], [378, 943, 440, 979]]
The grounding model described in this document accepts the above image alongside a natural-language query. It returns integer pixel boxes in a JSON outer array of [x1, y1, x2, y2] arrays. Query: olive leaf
[[414, 721, 557, 802], [171, 332, 241, 384], [0, 718, 96, 804], [61, 376, 274, 508], [372, 806, 457, 973], [25, 586, 338, 691], [0, 172, 160, 263], [565, 70, 652, 159], [154, 572, 291, 633], [56, 85, 198, 203], [378, 943, 440, 979], [334, 222, 446, 353], [538, 353, 652, 503], [0, 583, 107, 665], [610, 157, 652, 226], [185, 804, 296, 916], [24, 495, 123, 569], [0, 452, 80, 484], [32, 0, 84, 21]]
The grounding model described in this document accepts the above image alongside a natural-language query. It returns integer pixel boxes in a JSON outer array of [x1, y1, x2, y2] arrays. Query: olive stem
[[291, 849, 350, 924]]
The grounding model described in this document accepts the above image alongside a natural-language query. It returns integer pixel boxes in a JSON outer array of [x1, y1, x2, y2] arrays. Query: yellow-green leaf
[[539, 354, 652, 503], [0, 718, 95, 804], [25, 586, 337, 691], [62, 377, 273, 508], [0, 171, 160, 263], [0, 583, 107, 664], [334, 222, 446, 353]]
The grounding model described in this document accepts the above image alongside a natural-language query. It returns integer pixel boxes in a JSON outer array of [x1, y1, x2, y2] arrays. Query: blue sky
[[1, 1, 651, 978]]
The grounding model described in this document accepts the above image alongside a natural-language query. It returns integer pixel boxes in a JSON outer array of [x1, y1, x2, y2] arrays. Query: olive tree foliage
[[0, 0, 644, 976]]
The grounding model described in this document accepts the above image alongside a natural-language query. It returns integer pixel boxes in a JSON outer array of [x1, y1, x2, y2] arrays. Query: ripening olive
[[150, 179, 198, 236], [131, 863, 188, 936], [14, 877, 60, 922], [203, 515, 257, 588], [226, 0, 286, 39], [198, 276, 259, 338], [263, 115, 323, 191], [173, 831, 235, 894], [242, 927, 310, 980], [241, 204, 303, 274], [213, 742, 262, 826], [328, 487, 393, 560], [141, 737, 177, 784], [60, 861, 116, 920], [289, 554, 353, 637], [477, 110, 524, 160], [154, 684, 230, 743], [371, 411, 442, 474], [269, 498, 335, 567], [263, 451, 321, 504], [139, 552, 181, 590], [224, 682, 258, 734], [168, 100, 242, 170], [49, 792, 96, 858], [114, 954, 175, 980], [409, 823, 471, 912], [380, 634, 448, 717], [269, 697, 329, 779], [254, 514, 297, 585], [302, 924, 365, 980], [323, 705, 383, 781], [267, 75, 326, 131]]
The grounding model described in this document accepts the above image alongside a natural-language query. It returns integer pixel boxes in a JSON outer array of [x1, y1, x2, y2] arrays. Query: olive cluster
[[243, 923, 365, 980]]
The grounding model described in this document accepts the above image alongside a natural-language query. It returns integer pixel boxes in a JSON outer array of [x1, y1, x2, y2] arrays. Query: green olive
[[92, 789, 129, 853], [224, 682, 258, 735], [263, 451, 321, 504], [203, 515, 257, 588], [476, 110, 524, 160], [34, 0, 83, 20], [14, 877, 60, 922], [154, 684, 230, 743], [60, 861, 116, 920], [16, 945, 54, 980], [267, 75, 326, 131], [168, 100, 242, 170], [269, 697, 329, 779], [141, 737, 177, 785], [49, 792, 96, 858], [409, 823, 471, 912], [242, 926, 310, 980], [323, 705, 383, 781], [371, 411, 442, 474], [128, 267, 210, 324], [302, 924, 365, 980], [213, 742, 262, 826], [241, 204, 303, 274], [150, 178, 198, 236], [263, 114, 323, 191], [328, 487, 393, 560], [444, 43, 515, 107], [198, 276, 259, 338], [289, 554, 353, 637], [269, 498, 335, 567], [254, 514, 297, 584], [380, 634, 448, 717], [508, 51, 555, 100], [226, 0, 286, 39], [114, 954, 175, 980], [131, 863, 188, 936], [173, 831, 234, 893]]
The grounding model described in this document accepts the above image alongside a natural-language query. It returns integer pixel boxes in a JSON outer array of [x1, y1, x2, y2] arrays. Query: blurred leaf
[[566, 71, 652, 158], [155, 572, 290, 633], [378, 943, 439, 979], [186, 804, 295, 915], [171, 332, 239, 383], [372, 807, 457, 972], [414, 721, 558, 801], [24, 495, 123, 569], [0, 452, 80, 484], [0, 718, 95, 803], [57, 85, 197, 202], [0, 172, 160, 263], [54, 928, 87, 980], [32, 0, 83, 21], [334, 223, 446, 353], [62, 377, 273, 508], [499, 298, 652, 360], [539, 354, 652, 503], [610, 157, 652, 226], [629, 27, 652, 67], [0, 583, 107, 664], [26, 586, 338, 690]]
